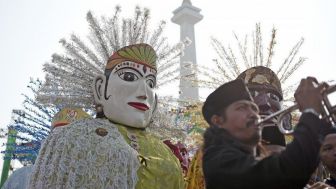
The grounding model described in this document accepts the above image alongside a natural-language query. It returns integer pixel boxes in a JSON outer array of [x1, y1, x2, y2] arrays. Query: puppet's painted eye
[[120, 72, 139, 82]]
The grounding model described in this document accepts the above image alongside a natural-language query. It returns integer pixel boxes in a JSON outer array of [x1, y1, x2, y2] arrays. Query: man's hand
[[294, 77, 328, 115]]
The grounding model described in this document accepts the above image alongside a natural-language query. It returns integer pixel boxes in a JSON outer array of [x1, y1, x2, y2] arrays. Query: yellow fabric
[[185, 149, 205, 189], [117, 125, 185, 189]]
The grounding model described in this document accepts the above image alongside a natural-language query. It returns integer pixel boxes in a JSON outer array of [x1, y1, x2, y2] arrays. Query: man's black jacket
[[203, 113, 329, 189]]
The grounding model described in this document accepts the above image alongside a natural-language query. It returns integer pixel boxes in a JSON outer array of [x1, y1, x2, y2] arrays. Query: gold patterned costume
[[117, 125, 184, 189], [29, 118, 184, 188], [185, 149, 205, 189]]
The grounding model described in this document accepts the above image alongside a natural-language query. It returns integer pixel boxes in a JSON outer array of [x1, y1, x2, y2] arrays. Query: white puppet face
[[94, 61, 157, 128]]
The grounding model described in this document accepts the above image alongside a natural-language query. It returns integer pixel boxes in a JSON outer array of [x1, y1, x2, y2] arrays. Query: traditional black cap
[[202, 79, 254, 125]]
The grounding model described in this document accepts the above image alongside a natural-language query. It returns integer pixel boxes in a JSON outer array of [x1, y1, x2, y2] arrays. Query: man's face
[[320, 133, 336, 173], [217, 100, 261, 146], [101, 61, 157, 128]]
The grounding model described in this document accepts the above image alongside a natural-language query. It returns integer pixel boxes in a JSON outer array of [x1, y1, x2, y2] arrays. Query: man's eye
[[323, 147, 332, 152], [119, 72, 139, 82], [237, 106, 246, 110], [146, 79, 155, 88], [268, 93, 280, 101]]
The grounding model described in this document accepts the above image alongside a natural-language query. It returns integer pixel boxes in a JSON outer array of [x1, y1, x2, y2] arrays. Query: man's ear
[[210, 114, 225, 128], [93, 74, 107, 105]]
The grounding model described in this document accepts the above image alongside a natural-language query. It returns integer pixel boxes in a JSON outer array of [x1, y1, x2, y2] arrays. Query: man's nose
[[251, 109, 260, 120], [332, 148, 336, 156], [247, 106, 260, 120]]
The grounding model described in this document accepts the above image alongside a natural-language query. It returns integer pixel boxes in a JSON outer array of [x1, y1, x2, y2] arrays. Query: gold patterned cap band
[[105, 43, 157, 71], [237, 66, 283, 100]]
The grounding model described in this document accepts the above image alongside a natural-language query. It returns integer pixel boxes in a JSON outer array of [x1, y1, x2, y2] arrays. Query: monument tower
[[172, 0, 203, 103]]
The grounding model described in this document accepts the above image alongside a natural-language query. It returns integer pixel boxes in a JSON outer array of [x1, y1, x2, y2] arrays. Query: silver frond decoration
[[195, 23, 307, 100], [37, 6, 185, 110], [33, 6, 191, 142]]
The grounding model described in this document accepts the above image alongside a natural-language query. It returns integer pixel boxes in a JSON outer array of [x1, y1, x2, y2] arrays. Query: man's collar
[[206, 126, 254, 154]]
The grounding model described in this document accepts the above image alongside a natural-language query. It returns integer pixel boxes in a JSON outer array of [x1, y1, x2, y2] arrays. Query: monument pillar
[[172, 0, 203, 103]]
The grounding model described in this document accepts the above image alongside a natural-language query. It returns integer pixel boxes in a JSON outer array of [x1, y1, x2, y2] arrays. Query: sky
[[0, 0, 335, 157]]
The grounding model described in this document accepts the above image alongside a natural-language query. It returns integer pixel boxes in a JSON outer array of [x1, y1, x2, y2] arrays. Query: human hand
[[294, 77, 328, 115], [305, 181, 335, 189]]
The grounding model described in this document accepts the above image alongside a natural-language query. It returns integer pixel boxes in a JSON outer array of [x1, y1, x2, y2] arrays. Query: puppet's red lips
[[128, 102, 149, 111]]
